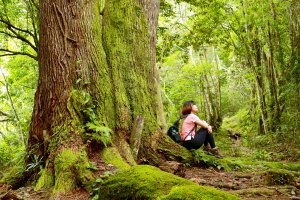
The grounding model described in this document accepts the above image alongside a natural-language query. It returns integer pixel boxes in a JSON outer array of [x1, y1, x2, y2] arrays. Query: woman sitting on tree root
[[180, 100, 224, 158]]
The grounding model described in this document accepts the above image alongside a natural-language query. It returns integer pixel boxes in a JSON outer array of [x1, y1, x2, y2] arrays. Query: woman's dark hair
[[181, 100, 196, 116]]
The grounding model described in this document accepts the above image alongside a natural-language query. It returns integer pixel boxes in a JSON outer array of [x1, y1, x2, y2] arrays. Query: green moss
[[99, 165, 240, 200], [234, 188, 275, 196], [0, 158, 26, 187], [101, 147, 130, 170], [69, 89, 94, 122], [264, 169, 296, 185], [161, 185, 240, 200], [79, 1, 116, 130], [103, 0, 159, 134], [68, 89, 114, 147], [193, 150, 239, 171], [263, 161, 300, 172], [35, 169, 54, 191], [48, 122, 78, 153], [158, 139, 194, 164], [195, 155, 300, 173], [53, 148, 93, 193]]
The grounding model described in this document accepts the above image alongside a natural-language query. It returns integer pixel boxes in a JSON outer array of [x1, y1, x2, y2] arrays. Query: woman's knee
[[197, 128, 209, 135]]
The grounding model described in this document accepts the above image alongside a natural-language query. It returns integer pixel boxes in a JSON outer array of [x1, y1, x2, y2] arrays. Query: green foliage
[[0, 133, 25, 172], [160, 50, 224, 126], [222, 109, 256, 135], [252, 149, 272, 161], [0, 155, 26, 186], [88, 172, 116, 200], [0, 55, 37, 181], [89, 178, 104, 200], [0, 0, 38, 59], [159, 0, 299, 161], [192, 149, 241, 171], [85, 121, 112, 147], [25, 154, 43, 172], [70, 89, 113, 147], [0, 56, 37, 137]]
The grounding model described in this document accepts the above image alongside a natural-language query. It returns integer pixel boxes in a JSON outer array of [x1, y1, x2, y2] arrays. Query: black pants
[[182, 128, 216, 150]]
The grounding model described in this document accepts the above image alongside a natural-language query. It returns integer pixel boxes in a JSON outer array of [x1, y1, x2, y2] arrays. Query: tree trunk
[[28, 0, 162, 193], [139, 0, 167, 132]]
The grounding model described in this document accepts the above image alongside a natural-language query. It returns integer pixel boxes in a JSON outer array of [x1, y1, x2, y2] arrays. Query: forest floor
[[1, 130, 299, 200], [1, 164, 299, 200], [1, 157, 299, 200]]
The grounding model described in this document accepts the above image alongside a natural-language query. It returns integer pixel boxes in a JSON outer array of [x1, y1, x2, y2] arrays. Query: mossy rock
[[99, 165, 240, 199], [264, 169, 296, 186]]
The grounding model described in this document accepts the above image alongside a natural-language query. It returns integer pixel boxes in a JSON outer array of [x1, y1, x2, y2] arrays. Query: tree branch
[[0, 110, 11, 117], [28, 0, 39, 11], [24, 0, 39, 51], [0, 119, 13, 122], [0, 24, 38, 53], [3, 27, 38, 52], [174, 22, 192, 32], [0, 18, 36, 39], [0, 48, 38, 60]]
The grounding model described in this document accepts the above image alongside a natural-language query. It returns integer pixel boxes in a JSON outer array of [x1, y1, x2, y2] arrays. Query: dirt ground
[[185, 166, 299, 200]]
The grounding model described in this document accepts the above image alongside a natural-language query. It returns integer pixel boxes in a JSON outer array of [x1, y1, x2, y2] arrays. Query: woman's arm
[[195, 118, 213, 134]]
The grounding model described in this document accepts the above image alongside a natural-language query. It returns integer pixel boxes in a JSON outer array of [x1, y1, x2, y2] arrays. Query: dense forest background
[[158, 0, 299, 160], [0, 0, 299, 199]]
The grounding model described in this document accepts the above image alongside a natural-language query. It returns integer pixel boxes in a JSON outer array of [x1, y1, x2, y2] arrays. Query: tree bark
[[28, 0, 162, 193], [139, 0, 166, 131]]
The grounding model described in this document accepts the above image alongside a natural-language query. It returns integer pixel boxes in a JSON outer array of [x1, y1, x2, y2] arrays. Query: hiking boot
[[209, 147, 224, 158], [203, 145, 212, 154]]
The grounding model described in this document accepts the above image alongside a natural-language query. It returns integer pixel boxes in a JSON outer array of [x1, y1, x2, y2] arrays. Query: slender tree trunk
[[253, 37, 268, 134], [288, 2, 300, 110], [266, 0, 283, 132]]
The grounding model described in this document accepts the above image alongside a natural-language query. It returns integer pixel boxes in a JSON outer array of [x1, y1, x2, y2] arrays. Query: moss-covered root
[[35, 168, 54, 191], [101, 147, 131, 170], [161, 185, 239, 200], [39, 148, 93, 193], [99, 165, 240, 200]]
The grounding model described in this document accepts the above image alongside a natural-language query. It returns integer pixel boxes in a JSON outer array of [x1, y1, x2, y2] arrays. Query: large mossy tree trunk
[[27, 0, 174, 193]]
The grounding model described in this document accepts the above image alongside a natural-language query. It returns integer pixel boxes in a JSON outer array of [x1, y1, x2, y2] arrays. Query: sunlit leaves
[[0, 0, 38, 59], [0, 55, 37, 143]]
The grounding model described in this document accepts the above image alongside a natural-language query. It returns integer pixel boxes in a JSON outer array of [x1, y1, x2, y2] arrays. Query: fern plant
[[85, 121, 112, 147]]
